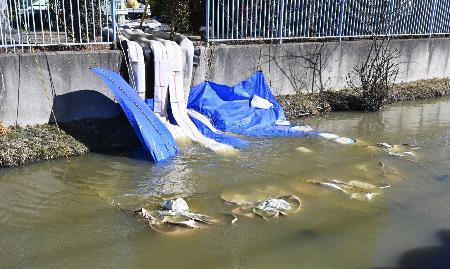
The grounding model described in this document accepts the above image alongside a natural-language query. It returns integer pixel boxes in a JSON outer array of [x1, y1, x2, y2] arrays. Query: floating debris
[[135, 198, 216, 235], [376, 143, 419, 159], [160, 198, 189, 213], [377, 142, 393, 149], [334, 137, 357, 144], [315, 179, 390, 201], [296, 147, 313, 153], [318, 132, 356, 144], [222, 192, 302, 220], [253, 196, 301, 219]]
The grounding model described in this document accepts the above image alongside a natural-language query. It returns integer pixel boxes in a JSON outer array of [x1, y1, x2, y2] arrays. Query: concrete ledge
[[0, 50, 123, 126], [192, 38, 450, 95]]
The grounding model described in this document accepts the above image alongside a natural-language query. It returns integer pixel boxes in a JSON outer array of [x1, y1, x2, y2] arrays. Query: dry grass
[[277, 78, 450, 119]]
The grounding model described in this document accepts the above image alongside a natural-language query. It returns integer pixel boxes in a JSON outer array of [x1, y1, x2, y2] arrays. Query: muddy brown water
[[1, 98, 450, 269]]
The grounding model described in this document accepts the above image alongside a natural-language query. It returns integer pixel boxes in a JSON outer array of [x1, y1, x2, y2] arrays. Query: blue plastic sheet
[[92, 68, 178, 162], [188, 71, 320, 137], [189, 115, 249, 148], [146, 99, 247, 148]]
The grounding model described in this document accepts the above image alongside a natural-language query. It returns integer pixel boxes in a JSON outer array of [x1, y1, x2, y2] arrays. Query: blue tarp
[[146, 98, 248, 148], [188, 71, 320, 137], [92, 68, 178, 162], [189, 115, 249, 148]]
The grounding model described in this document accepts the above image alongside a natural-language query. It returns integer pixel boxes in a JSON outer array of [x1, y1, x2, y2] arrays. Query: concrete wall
[[0, 50, 123, 126], [192, 38, 450, 95], [1, 38, 450, 126]]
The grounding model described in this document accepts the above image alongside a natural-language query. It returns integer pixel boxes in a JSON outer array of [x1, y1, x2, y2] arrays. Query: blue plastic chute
[[92, 68, 178, 162]]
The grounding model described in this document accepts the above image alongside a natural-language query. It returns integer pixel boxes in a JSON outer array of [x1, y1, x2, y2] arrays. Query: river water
[[1, 98, 450, 269]]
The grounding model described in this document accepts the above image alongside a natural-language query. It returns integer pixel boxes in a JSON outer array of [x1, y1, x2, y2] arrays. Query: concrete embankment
[[192, 38, 450, 95], [0, 50, 123, 127], [1, 38, 450, 126], [1, 38, 450, 167]]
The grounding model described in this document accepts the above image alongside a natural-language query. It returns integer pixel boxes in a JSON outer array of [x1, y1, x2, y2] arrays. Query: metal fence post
[[428, 0, 438, 37], [206, 0, 210, 45], [338, 0, 346, 41], [279, 0, 285, 44], [111, 0, 117, 44], [388, 0, 394, 37]]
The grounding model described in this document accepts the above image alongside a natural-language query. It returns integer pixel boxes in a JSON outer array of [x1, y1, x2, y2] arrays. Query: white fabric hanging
[[126, 40, 146, 100]]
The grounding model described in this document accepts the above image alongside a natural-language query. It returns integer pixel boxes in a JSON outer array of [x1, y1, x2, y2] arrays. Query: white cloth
[[250, 95, 273, 109], [126, 41, 146, 100]]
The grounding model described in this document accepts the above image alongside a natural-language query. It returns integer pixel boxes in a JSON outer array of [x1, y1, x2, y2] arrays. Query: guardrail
[[0, 0, 119, 52], [205, 0, 450, 43]]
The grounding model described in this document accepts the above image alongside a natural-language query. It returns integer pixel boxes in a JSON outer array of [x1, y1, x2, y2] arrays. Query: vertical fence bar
[[211, 0, 215, 39], [275, 0, 279, 38], [12, 0, 23, 48], [236, 0, 239, 38], [428, 0, 437, 37], [245, 0, 248, 37], [388, 0, 394, 37], [216, 0, 219, 39], [231, 0, 234, 39], [263, 0, 266, 38], [226, 0, 229, 39], [111, 0, 116, 44], [206, 0, 210, 43], [62, 0, 68, 43], [222, 0, 225, 38], [240, 0, 243, 38], [0, 0, 4, 47], [55, 0, 61, 43], [46, 0, 53, 43], [23, 0, 31, 46], [98, 0, 103, 41], [279, 0, 284, 43], [338, 0, 346, 40], [90, 0, 96, 42], [257, 0, 260, 37]]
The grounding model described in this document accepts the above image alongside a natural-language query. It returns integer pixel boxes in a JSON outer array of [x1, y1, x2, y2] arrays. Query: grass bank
[[278, 78, 450, 119], [0, 117, 138, 168]]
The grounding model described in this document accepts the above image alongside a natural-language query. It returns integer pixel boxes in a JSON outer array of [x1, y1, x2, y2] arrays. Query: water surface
[[1, 98, 450, 269]]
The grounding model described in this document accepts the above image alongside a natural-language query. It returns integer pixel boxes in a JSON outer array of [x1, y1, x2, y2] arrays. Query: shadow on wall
[[49, 90, 120, 123], [49, 90, 140, 152], [370, 229, 450, 269]]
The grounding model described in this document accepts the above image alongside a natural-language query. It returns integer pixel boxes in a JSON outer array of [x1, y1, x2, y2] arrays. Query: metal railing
[[205, 0, 450, 43], [0, 0, 119, 52]]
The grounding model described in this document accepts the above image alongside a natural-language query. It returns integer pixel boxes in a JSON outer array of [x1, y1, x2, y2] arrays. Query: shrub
[[346, 39, 400, 112]]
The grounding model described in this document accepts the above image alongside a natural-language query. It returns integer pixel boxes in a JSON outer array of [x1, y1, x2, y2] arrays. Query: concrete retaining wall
[[192, 38, 450, 95], [0, 50, 123, 126], [1, 38, 450, 126]]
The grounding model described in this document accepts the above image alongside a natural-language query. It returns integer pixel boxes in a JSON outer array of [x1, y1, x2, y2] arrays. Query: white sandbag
[[250, 95, 274, 109], [125, 40, 146, 100]]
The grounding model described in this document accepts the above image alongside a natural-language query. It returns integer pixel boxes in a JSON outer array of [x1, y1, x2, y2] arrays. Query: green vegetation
[[0, 117, 138, 167], [151, 0, 204, 34]]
